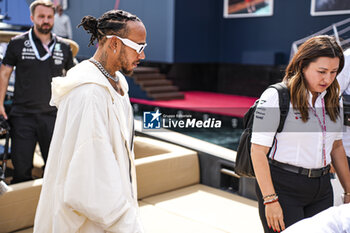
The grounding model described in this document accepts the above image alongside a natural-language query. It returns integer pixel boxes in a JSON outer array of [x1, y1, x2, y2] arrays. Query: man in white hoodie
[[34, 9, 146, 232], [283, 203, 350, 233]]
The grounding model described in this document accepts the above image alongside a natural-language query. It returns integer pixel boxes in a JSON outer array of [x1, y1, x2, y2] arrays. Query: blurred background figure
[[52, 4, 72, 39], [245, 0, 256, 13], [337, 48, 350, 170]]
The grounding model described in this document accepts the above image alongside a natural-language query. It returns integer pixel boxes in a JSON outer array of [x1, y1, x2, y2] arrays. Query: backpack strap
[[268, 82, 290, 133]]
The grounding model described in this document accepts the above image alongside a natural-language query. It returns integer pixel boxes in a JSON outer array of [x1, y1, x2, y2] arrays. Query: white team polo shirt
[[251, 87, 343, 169]]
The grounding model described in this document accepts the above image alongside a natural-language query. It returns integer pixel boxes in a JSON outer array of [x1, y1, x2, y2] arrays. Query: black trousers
[[255, 164, 333, 233], [9, 113, 56, 183]]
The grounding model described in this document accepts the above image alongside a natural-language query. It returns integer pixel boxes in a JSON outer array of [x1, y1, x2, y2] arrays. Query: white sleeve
[[251, 88, 280, 147], [337, 49, 350, 95], [283, 204, 350, 233], [63, 87, 141, 232]]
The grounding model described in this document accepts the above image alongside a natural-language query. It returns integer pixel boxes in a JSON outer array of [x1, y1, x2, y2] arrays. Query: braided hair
[[78, 10, 141, 46]]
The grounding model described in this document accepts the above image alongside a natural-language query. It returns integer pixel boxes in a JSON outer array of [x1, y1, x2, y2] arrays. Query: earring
[[114, 49, 116, 54]]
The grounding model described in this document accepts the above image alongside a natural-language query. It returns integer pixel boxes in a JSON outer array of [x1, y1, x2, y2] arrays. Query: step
[[133, 66, 160, 74], [139, 79, 173, 87], [149, 92, 185, 100], [144, 85, 179, 93], [133, 73, 167, 81]]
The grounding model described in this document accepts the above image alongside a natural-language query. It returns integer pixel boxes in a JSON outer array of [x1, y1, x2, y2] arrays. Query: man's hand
[[0, 64, 14, 120], [0, 105, 7, 120]]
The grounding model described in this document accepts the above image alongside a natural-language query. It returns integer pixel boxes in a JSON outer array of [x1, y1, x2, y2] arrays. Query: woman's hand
[[251, 143, 284, 231], [265, 201, 285, 232], [344, 194, 350, 204]]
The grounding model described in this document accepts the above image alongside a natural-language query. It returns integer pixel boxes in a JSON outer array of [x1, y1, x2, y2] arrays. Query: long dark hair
[[283, 35, 344, 122]]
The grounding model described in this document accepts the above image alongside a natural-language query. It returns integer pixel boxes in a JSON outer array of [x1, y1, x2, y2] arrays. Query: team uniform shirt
[[2, 28, 74, 116], [251, 87, 343, 169], [34, 60, 143, 233], [53, 13, 73, 39], [337, 48, 350, 158]]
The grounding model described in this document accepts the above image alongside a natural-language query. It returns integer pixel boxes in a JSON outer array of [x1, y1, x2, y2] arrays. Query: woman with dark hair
[[251, 35, 350, 233]]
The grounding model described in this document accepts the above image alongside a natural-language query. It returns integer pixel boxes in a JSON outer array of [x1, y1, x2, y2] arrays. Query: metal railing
[[290, 17, 350, 60]]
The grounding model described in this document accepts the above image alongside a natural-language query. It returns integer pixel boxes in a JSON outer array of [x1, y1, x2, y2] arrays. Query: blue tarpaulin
[[2, 0, 31, 27]]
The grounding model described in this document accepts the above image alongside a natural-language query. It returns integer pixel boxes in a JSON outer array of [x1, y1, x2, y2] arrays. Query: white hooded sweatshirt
[[34, 60, 143, 233]]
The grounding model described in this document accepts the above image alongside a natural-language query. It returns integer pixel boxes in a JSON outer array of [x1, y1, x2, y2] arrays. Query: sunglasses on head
[[106, 35, 147, 54]]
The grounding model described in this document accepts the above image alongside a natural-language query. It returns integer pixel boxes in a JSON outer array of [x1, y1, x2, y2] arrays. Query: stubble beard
[[36, 23, 53, 34], [120, 48, 134, 76], [121, 66, 134, 76]]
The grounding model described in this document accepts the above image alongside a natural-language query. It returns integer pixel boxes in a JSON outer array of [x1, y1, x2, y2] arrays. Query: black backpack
[[234, 82, 290, 178]]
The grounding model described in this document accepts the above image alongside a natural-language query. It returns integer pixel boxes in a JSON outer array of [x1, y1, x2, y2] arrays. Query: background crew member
[[52, 4, 73, 39], [34, 9, 146, 232], [251, 35, 350, 232], [0, 0, 74, 183], [336, 47, 350, 169]]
